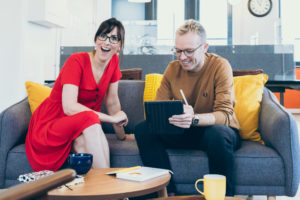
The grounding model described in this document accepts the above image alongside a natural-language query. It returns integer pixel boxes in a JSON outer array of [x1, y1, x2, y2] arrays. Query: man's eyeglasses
[[97, 33, 120, 44], [172, 43, 204, 57]]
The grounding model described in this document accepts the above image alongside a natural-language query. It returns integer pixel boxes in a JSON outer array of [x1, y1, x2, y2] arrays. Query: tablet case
[[144, 100, 184, 134]]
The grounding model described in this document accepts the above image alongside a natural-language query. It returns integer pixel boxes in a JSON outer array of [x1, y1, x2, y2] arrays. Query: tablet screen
[[144, 100, 184, 134]]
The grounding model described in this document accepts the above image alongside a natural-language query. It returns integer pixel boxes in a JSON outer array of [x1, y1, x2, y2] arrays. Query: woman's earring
[[94, 46, 97, 50]]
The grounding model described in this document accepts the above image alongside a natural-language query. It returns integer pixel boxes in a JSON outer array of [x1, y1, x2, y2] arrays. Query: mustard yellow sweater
[[155, 53, 240, 130]]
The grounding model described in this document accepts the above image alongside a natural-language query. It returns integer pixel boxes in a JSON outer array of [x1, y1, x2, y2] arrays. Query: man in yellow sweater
[[134, 19, 241, 196]]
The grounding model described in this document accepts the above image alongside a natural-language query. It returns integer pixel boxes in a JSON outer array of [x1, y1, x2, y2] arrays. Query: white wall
[[232, 0, 279, 44], [0, 0, 111, 112], [0, 0, 62, 112], [0, 1, 24, 112]]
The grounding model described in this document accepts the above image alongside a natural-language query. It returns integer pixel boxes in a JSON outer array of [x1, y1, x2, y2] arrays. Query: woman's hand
[[168, 105, 194, 128], [112, 111, 128, 126]]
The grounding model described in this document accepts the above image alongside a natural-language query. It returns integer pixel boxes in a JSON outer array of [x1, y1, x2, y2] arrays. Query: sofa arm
[[0, 98, 32, 188], [259, 87, 300, 196]]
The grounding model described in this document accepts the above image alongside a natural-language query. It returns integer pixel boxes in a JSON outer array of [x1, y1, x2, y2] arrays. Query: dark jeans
[[134, 121, 241, 196]]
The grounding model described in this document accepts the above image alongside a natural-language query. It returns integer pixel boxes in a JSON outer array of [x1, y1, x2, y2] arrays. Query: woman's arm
[[104, 82, 128, 140], [62, 84, 117, 123]]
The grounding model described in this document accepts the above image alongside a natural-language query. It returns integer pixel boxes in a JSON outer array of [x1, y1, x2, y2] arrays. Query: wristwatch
[[192, 115, 199, 126]]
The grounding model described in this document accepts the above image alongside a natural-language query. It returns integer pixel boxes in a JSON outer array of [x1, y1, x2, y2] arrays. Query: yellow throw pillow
[[233, 74, 268, 144], [143, 73, 163, 102], [25, 81, 52, 113]]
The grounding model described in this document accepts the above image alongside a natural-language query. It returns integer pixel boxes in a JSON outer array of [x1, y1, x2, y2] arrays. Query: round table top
[[47, 168, 171, 200]]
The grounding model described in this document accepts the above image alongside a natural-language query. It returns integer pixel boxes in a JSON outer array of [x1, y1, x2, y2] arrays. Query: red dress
[[25, 52, 122, 171]]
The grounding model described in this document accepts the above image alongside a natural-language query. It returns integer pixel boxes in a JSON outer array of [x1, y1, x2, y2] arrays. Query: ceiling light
[[128, 0, 151, 3]]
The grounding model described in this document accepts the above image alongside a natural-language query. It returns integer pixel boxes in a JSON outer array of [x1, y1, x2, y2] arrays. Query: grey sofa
[[0, 80, 299, 198]]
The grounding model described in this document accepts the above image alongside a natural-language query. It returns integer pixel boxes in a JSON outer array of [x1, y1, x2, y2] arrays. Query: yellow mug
[[195, 174, 226, 200]]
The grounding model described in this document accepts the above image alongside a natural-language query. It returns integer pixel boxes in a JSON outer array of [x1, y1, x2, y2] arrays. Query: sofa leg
[[246, 195, 253, 200], [267, 196, 276, 200]]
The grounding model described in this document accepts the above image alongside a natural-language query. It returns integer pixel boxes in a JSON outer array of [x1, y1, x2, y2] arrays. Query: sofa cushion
[[168, 140, 284, 187], [25, 81, 52, 113], [106, 134, 143, 167], [235, 141, 284, 186]]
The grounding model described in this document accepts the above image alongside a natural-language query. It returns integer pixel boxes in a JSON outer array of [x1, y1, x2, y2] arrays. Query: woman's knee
[[83, 123, 103, 138]]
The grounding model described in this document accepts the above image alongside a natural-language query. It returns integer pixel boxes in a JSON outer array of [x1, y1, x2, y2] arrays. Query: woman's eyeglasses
[[172, 43, 204, 57], [97, 33, 120, 44]]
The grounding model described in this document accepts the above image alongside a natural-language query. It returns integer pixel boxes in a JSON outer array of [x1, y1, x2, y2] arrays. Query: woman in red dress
[[25, 18, 130, 171]]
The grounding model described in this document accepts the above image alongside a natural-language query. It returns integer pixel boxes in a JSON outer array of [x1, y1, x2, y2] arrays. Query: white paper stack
[[115, 166, 171, 182]]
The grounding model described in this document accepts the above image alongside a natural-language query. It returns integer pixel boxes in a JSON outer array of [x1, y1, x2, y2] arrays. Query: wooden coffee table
[[47, 168, 171, 200]]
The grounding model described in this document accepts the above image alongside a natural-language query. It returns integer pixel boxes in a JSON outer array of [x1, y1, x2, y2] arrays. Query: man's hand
[[112, 111, 128, 126], [183, 105, 194, 115], [168, 105, 194, 128]]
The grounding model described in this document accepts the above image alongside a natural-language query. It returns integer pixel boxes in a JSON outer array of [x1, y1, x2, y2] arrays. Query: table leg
[[157, 187, 168, 197]]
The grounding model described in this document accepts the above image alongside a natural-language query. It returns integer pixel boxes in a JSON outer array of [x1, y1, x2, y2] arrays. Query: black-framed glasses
[[172, 43, 204, 57], [97, 33, 120, 44]]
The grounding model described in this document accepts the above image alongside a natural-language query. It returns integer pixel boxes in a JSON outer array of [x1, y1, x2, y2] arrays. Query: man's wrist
[[192, 114, 199, 126]]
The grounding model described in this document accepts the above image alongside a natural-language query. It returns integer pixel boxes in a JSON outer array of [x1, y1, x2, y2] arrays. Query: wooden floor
[[293, 113, 300, 123]]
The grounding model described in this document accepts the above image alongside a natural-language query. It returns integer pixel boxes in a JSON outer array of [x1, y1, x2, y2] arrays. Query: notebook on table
[[144, 100, 184, 134]]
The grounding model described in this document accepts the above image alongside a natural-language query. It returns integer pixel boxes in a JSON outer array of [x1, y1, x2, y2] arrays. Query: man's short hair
[[176, 19, 207, 43]]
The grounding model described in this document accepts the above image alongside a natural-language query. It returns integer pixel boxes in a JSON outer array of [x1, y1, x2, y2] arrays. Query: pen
[[180, 89, 189, 105]]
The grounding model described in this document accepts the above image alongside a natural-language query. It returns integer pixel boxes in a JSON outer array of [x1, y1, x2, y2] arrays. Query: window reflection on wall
[[111, 0, 184, 55], [200, 0, 228, 45], [157, 0, 184, 46], [281, 0, 300, 62]]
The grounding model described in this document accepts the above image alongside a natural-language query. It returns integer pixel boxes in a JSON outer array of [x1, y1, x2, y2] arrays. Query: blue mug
[[68, 153, 93, 175]]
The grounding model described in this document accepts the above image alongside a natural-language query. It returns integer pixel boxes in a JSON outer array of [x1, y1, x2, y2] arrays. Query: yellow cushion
[[233, 74, 268, 144], [143, 74, 163, 102], [25, 81, 52, 113]]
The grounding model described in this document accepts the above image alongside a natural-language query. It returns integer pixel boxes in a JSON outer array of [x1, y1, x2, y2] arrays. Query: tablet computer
[[144, 100, 184, 135]]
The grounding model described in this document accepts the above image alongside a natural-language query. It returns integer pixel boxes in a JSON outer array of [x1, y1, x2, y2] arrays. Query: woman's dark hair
[[94, 18, 125, 49]]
